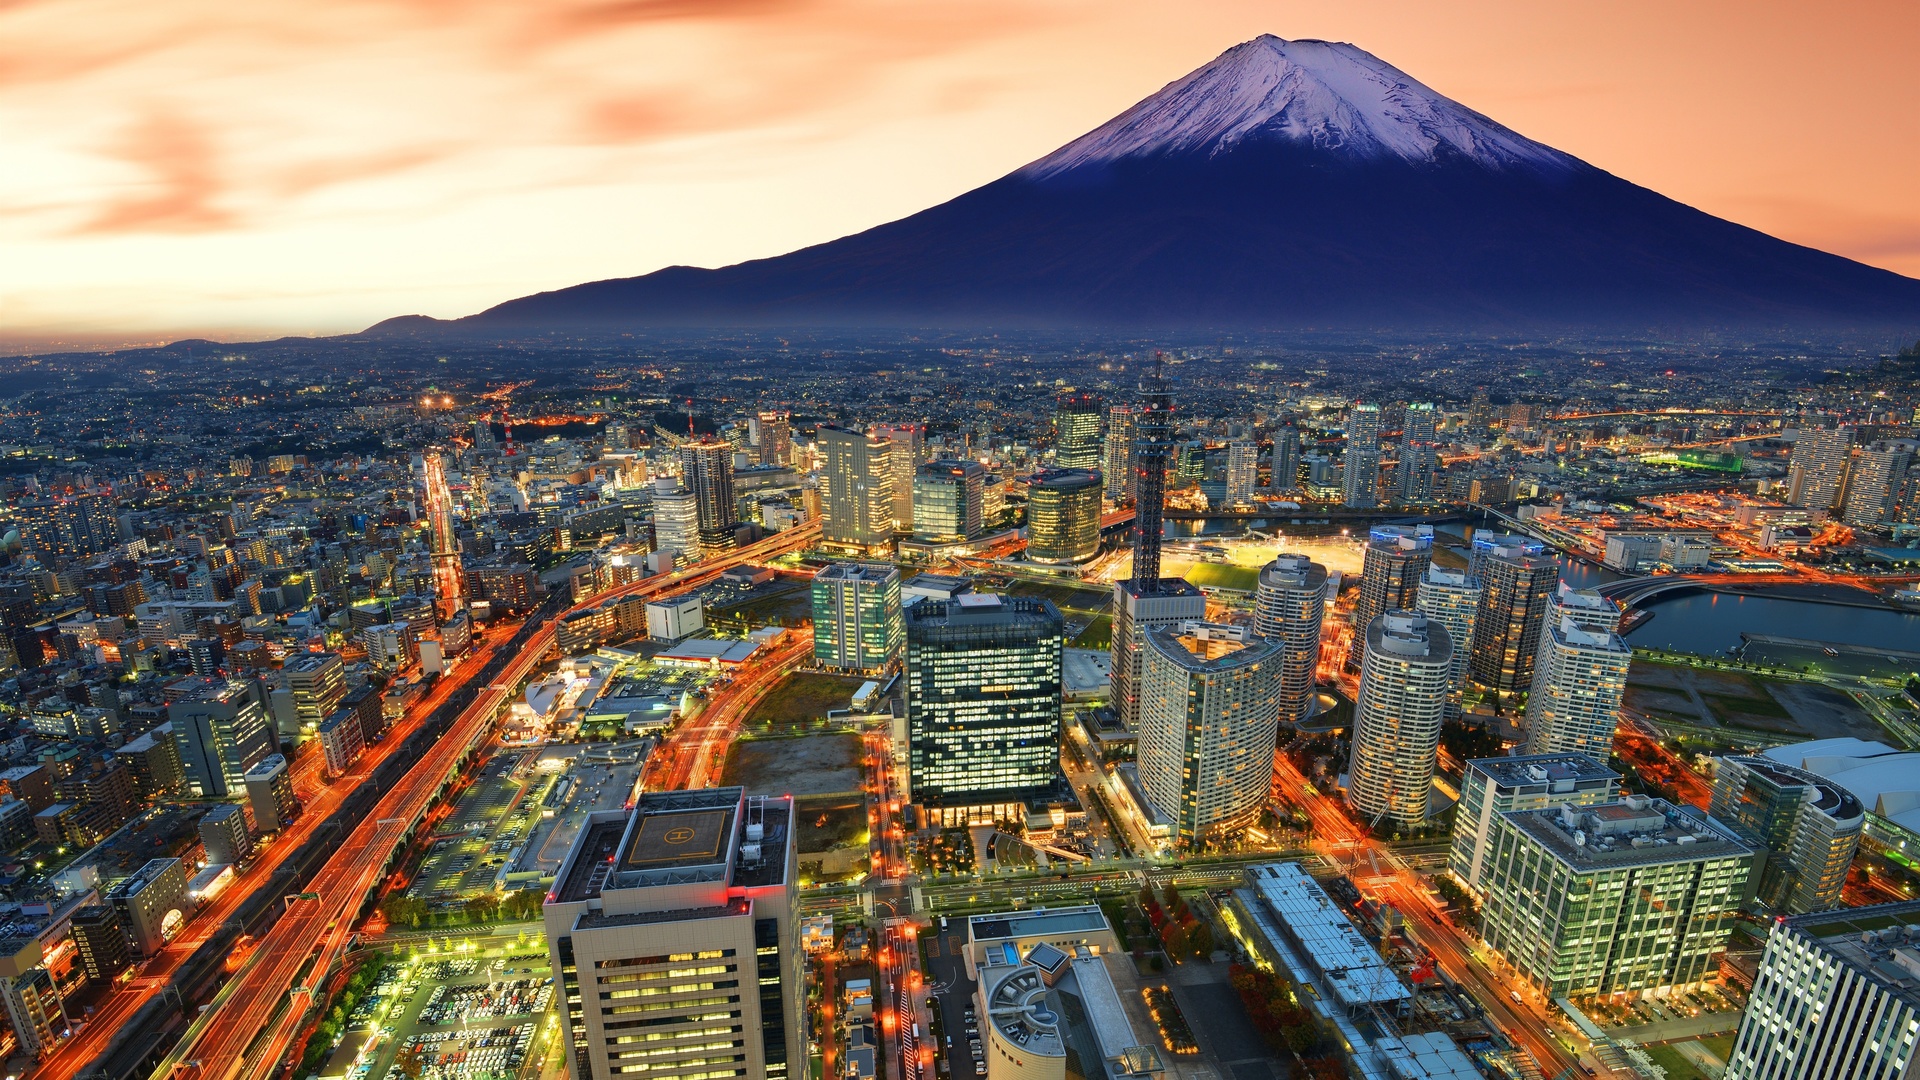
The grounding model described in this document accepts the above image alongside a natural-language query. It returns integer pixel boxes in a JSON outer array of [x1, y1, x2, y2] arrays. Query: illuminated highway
[[138, 523, 822, 1080], [35, 631, 518, 1080], [643, 635, 812, 792]]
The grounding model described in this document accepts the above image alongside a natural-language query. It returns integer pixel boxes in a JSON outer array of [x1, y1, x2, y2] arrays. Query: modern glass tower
[[1397, 402, 1438, 505], [1468, 533, 1557, 691], [678, 437, 740, 556], [1102, 405, 1136, 502], [1726, 899, 1920, 1080], [810, 562, 902, 674], [1344, 525, 1433, 669], [1053, 391, 1102, 471], [1023, 468, 1102, 564], [1478, 797, 1753, 999], [911, 459, 986, 542], [1448, 753, 1620, 896], [817, 424, 896, 554], [1342, 403, 1382, 508], [1253, 554, 1327, 724], [905, 594, 1063, 816], [1709, 756, 1864, 914]]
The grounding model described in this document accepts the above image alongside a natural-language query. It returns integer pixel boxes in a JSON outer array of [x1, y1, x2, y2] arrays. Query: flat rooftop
[[1244, 862, 1410, 1010], [1786, 900, 1920, 1009], [1507, 797, 1751, 871], [553, 787, 789, 903], [623, 808, 730, 870], [1467, 753, 1621, 791], [969, 905, 1109, 944]]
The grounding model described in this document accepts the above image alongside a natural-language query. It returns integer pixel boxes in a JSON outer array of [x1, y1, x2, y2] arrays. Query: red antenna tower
[[502, 403, 516, 457]]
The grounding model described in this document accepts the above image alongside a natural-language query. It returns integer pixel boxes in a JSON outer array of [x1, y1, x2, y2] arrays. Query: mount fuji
[[394, 35, 1920, 333]]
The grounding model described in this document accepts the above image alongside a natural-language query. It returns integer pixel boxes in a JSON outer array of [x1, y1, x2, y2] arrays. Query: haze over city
[[0, 7, 1916, 1080]]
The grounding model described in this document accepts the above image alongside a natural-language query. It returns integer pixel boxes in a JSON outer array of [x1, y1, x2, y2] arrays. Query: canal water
[[1169, 519, 1920, 657]]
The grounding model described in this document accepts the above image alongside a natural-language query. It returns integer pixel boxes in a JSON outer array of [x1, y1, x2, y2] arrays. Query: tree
[[1159, 920, 1188, 958], [1188, 922, 1214, 959]]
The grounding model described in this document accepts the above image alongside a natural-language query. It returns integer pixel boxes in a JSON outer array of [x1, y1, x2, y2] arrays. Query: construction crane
[[422, 448, 464, 621]]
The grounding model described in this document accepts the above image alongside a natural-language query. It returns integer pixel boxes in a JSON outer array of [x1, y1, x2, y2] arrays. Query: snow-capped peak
[[1023, 35, 1580, 177]]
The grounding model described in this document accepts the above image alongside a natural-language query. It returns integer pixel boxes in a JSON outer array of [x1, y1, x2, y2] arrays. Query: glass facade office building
[[905, 594, 1063, 810]]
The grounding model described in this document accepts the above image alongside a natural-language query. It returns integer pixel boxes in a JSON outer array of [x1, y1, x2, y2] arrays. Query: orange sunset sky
[[2, 0, 1916, 345]]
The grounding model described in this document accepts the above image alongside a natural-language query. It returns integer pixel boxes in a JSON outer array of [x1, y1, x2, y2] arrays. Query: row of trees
[[379, 888, 545, 929], [1140, 883, 1215, 960], [298, 953, 390, 1075], [1227, 963, 1345, 1080]]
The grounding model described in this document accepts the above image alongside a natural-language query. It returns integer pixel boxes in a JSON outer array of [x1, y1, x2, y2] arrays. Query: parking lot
[[921, 925, 984, 1079], [409, 751, 545, 903], [327, 949, 556, 1080], [516, 742, 648, 877]]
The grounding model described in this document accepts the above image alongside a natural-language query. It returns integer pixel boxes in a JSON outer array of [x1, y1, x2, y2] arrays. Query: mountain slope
[[409, 35, 1920, 333]]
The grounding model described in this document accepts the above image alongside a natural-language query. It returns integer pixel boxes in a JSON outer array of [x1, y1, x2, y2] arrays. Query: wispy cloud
[[76, 110, 232, 234]]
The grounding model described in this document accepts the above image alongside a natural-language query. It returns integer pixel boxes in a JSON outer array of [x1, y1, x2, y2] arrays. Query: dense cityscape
[[0, 330, 1909, 1080]]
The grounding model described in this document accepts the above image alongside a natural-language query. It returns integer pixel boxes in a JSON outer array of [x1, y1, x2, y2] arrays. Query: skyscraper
[[1725, 899, 1920, 1080], [1468, 533, 1557, 692], [817, 425, 896, 554], [678, 437, 740, 556], [1843, 441, 1915, 527], [1342, 403, 1382, 508], [1271, 420, 1302, 492], [1521, 617, 1631, 759], [282, 651, 345, 737], [756, 410, 792, 467], [1023, 468, 1102, 564], [1398, 402, 1438, 505], [1103, 406, 1136, 501], [650, 477, 701, 566], [870, 423, 925, 532], [1053, 391, 1102, 470], [1253, 554, 1327, 724], [911, 459, 986, 542], [810, 563, 902, 674], [1789, 424, 1854, 510], [168, 679, 275, 798], [1138, 622, 1282, 847], [1709, 756, 1863, 915], [905, 594, 1062, 821], [1344, 525, 1433, 669], [1110, 366, 1205, 729], [1414, 565, 1481, 721], [1545, 580, 1620, 635], [1346, 611, 1452, 830], [1224, 441, 1258, 505], [1478, 797, 1752, 998], [544, 787, 802, 1080]]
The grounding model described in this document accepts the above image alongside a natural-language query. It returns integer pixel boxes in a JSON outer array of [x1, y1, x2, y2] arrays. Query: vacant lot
[[745, 671, 872, 728], [795, 798, 867, 854], [721, 732, 864, 798], [709, 583, 815, 627], [1626, 659, 1883, 740], [1004, 578, 1112, 614]]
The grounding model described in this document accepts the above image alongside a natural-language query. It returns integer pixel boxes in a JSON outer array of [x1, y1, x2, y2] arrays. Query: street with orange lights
[[111, 524, 825, 1080], [36, 624, 519, 1080], [1269, 750, 1605, 1079], [643, 636, 812, 793]]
